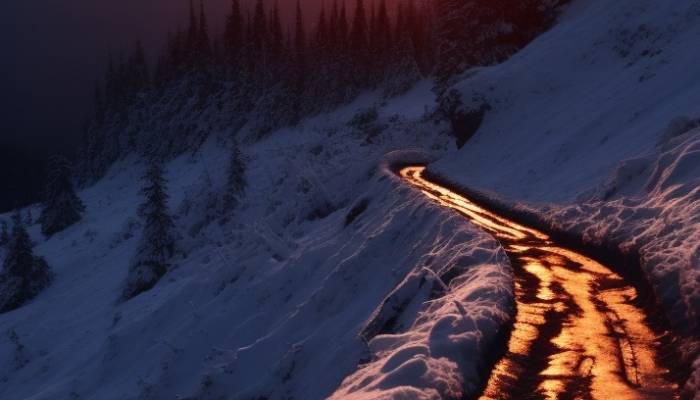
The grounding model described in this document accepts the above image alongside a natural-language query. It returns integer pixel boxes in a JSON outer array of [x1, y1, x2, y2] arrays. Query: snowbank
[[430, 0, 700, 394]]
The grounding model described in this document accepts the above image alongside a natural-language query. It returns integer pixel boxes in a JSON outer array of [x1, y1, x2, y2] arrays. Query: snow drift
[[432, 0, 700, 394]]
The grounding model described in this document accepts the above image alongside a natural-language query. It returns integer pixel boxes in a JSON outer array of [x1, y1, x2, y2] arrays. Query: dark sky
[[0, 0, 394, 212]]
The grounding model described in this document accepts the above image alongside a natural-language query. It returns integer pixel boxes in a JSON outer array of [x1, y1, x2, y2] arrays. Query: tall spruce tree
[[384, 21, 422, 96], [434, 0, 472, 92], [0, 220, 9, 247], [197, 0, 212, 64], [350, 0, 369, 87], [224, 0, 243, 67], [252, 0, 267, 52], [129, 40, 149, 94], [0, 210, 53, 313], [223, 142, 247, 212], [315, 3, 328, 50], [268, 3, 285, 61], [39, 155, 85, 237], [338, 2, 349, 52], [294, 1, 306, 65], [187, 0, 199, 64], [123, 162, 176, 300]]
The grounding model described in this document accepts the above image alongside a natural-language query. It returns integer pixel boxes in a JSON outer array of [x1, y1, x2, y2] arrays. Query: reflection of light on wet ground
[[399, 166, 678, 400]]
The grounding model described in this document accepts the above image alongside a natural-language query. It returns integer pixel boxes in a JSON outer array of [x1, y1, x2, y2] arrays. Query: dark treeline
[[82, 0, 565, 182], [94, 0, 433, 118]]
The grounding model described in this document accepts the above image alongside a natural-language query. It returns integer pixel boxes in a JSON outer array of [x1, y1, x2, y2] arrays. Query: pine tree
[[338, 2, 349, 52], [384, 24, 422, 97], [294, 0, 306, 66], [289, 0, 307, 123], [39, 155, 85, 237], [0, 220, 9, 247], [350, 0, 368, 54], [135, 40, 149, 84], [252, 0, 267, 52], [187, 0, 199, 64], [123, 161, 176, 300], [197, 0, 212, 64], [224, 0, 243, 67], [329, 1, 340, 49], [0, 210, 53, 313], [223, 142, 247, 212], [25, 209, 33, 225], [434, 0, 472, 92], [270, 4, 284, 54], [94, 80, 105, 123], [315, 3, 328, 51], [104, 54, 117, 109], [369, 0, 391, 85], [410, 0, 434, 75], [350, 0, 369, 87], [374, 0, 391, 55]]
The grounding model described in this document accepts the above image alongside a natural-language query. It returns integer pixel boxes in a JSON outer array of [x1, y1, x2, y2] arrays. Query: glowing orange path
[[400, 166, 678, 400]]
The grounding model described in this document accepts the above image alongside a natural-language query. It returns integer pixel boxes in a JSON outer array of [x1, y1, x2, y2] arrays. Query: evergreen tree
[[0, 220, 9, 247], [384, 23, 422, 96], [252, 0, 267, 52], [0, 210, 53, 313], [187, 0, 199, 62], [290, 1, 307, 122], [338, 2, 349, 52], [105, 54, 116, 108], [94, 80, 105, 123], [369, 0, 392, 85], [25, 209, 33, 225], [350, 0, 369, 86], [196, 0, 212, 64], [350, 0, 368, 53], [123, 161, 176, 300], [224, 0, 243, 67], [223, 142, 247, 211], [374, 0, 392, 55], [39, 155, 85, 237], [315, 3, 328, 50], [411, 0, 434, 75], [329, 1, 340, 49], [294, 0, 306, 65], [127, 40, 149, 96], [268, 2, 286, 64], [434, 0, 472, 92]]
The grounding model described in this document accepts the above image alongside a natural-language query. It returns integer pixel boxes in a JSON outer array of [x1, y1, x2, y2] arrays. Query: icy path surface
[[400, 167, 678, 400]]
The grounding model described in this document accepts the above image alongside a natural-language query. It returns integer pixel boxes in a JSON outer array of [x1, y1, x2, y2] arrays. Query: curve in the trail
[[399, 166, 678, 400]]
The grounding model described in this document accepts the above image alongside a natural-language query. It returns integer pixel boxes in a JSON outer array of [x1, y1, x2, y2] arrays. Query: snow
[[430, 0, 700, 394], [3, 0, 700, 397], [0, 91, 513, 400]]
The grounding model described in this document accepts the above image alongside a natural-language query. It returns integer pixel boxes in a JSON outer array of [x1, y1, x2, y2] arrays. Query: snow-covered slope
[[3, 0, 700, 398], [432, 0, 700, 394], [435, 0, 700, 201], [0, 85, 513, 400]]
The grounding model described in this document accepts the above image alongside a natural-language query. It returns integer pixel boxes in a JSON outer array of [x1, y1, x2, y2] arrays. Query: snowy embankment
[[431, 0, 700, 394], [328, 152, 512, 400], [0, 84, 513, 400]]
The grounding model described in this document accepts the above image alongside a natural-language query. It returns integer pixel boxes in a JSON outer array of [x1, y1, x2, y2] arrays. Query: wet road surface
[[399, 166, 678, 400]]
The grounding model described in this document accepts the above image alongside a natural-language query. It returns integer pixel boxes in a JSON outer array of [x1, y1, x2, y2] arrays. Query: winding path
[[399, 166, 678, 400]]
